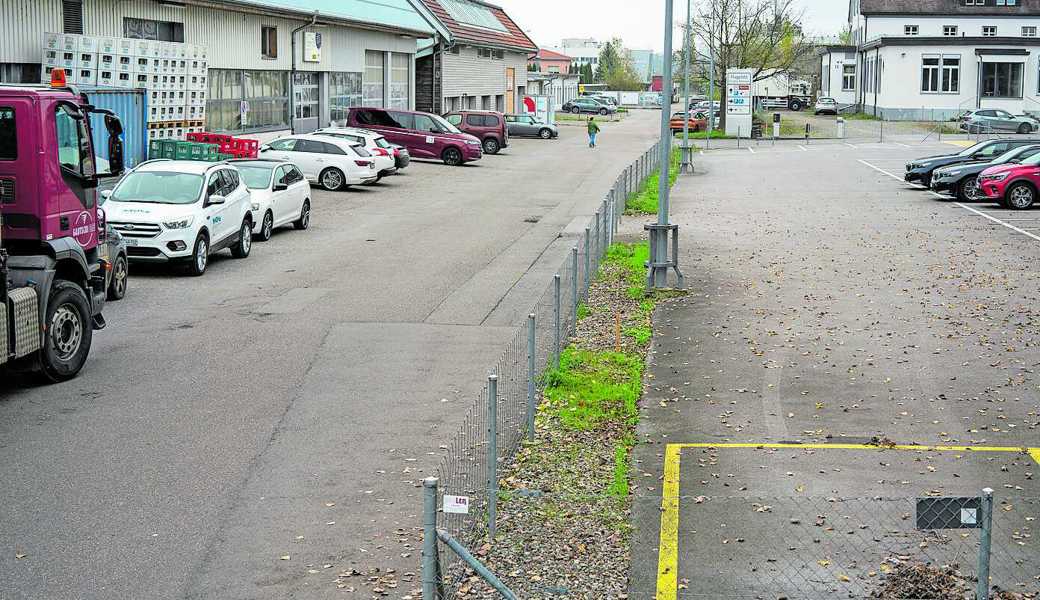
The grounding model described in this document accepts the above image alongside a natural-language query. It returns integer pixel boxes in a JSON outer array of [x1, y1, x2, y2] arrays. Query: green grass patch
[[542, 347, 643, 431], [674, 129, 730, 140], [844, 112, 881, 121], [607, 437, 634, 497], [623, 325, 652, 345], [577, 302, 590, 321], [602, 242, 650, 299], [625, 147, 681, 215]]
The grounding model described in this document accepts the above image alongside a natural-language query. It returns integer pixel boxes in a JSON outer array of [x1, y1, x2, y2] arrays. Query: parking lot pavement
[[0, 111, 661, 600], [630, 139, 1040, 600]]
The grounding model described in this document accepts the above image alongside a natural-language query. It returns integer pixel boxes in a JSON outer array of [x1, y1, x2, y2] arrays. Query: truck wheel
[[187, 233, 209, 276], [230, 219, 252, 258], [107, 254, 128, 300], [790, 99, 803, 111], [38, 281, 93, 383], [293, 200, 311, 230]]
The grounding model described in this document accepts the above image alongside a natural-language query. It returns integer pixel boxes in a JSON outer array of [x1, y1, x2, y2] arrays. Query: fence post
[[977, 487, 994, 600], [571, 246, 579, 335], [602, 200, 609, 249], [422, 477, 441, 600], [594, 210, 601, 258], [583, 228, 591, 297], [553, 274, 561, 367], [526, 313, 536, 442], [486, 374, 498, 541]]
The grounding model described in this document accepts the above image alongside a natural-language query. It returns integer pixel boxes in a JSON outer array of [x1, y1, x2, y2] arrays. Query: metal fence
[[428, 140, 665, 597]]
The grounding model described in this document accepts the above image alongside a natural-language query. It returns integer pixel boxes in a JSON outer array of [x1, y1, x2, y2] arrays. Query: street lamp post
[[680, 0, 693, 173]]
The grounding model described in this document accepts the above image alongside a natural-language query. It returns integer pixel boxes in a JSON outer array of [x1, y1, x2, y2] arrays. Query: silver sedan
[[505, 114, 559, 139], [960, 109, 1039, 134]]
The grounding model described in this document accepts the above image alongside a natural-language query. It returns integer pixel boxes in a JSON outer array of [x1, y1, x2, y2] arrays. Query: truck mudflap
[[0, 301, 6, 365], [8, 286, 41, 358]]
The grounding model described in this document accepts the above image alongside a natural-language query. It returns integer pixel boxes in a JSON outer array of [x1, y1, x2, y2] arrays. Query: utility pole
[[708, 48, 715, 147], [647, 0, 682, 290], [679, 0, 693, 173]]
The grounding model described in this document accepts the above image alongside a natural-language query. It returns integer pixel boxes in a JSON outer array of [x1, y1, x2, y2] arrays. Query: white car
[[102, 160, 253, 276], [258, 134, 377, 191], [814, 97, 839, 115], [230, 159, 312, 241], [312, 127, 398, 183]]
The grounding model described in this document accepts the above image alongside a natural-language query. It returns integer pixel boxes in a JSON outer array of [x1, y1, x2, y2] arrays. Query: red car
[[978, 153, 1040, 209], [345, 107, 482, 166], [443, 110, 509, 155]]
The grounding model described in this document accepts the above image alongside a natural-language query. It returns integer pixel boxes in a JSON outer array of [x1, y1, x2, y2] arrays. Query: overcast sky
[[492, 0, 848, 51]]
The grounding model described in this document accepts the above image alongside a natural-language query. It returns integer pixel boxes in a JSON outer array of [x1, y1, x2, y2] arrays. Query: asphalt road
[[0, 110, 661, 599], [630, 140, 1040, 599]]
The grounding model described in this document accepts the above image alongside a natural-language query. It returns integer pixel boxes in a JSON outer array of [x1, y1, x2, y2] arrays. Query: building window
[[62, 0, 82, 34], [982, 26, 997, 37], [124, 17, 184, 42], [363, 50, 385, 107], [904, 25, 919, 36], [941, 56, 960, 92], [389, 53, 410, 109], [943, 25, 958, 36], [292, 72, 318, 119], [1024, 26, 1037, 37], [261, 26, 277, 59], [207, 69, 290, 133], [842, 64, 855, 91], [921, 57, 940, 92], [329, 72, 362, 124], [982, 62, 1023, 98]]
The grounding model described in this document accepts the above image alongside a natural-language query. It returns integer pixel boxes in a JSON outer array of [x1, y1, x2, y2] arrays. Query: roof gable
[[535, 48, 573, 61], [414, 0, 538, 52]]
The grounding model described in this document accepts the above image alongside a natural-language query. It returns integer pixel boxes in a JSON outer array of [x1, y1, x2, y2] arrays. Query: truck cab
[[1, 70, 124, 382]]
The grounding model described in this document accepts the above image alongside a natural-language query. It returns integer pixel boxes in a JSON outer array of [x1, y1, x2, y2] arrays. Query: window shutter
[[62, 0, 83, 34]]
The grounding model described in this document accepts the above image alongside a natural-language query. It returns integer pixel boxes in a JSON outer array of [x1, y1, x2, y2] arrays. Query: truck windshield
[[235, 165, 274, 190], [111, 171, 203, 204]]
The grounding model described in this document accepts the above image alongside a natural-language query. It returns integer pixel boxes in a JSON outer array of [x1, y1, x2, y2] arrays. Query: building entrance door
[[505, 67, 515, 113]]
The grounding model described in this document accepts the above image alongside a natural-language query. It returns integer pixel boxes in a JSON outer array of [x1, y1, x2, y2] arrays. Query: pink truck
[[1, 73, 125, 382]]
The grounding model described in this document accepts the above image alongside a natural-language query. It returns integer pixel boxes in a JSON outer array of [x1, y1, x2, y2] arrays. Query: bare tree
[[689, 0, 815, 127]]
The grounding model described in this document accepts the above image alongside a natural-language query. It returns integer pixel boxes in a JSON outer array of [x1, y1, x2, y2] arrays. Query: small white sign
[[443, 495, 470, 514], [425, 135, 435, 144], [961, 508, 978, 525]]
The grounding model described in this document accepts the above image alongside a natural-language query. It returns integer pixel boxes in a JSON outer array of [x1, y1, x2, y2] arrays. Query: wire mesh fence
[[429, 141, 664, 596]]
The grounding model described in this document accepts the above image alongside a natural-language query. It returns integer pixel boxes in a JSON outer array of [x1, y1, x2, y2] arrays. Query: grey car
[[960, 109, 1039, 134], [505, 114, 558, 139], [562, 98, 616, 115]]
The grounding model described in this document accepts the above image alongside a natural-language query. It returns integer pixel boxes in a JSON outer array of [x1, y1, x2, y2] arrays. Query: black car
[[930, 144, 1040, 201], [905, 139, 1038, 187]]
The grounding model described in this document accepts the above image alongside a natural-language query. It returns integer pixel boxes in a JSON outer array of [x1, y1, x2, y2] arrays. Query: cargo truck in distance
[[1, 69, 125, 382], [753, 71, 813, 112]]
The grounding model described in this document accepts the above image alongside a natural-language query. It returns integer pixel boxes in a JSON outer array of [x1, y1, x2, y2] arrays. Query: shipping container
[[82, 86, 148, 169]]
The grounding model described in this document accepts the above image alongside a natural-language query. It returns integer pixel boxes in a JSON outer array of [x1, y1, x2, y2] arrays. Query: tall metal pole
[[708, 48, 715, 143], [653, 0, 675, 288], [680, 0, 692, 173]]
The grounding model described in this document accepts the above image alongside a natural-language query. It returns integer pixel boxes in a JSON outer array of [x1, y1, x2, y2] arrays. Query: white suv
[[102, 160, 254, 276], [259, 134, 378, 191]]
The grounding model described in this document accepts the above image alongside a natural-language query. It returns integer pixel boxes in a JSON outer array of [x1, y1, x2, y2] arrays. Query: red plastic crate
[[231, 138, 259, 159]]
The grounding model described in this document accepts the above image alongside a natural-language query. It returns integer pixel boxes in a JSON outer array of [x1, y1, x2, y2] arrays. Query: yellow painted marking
[[656, 443, 681, 600], [945, 140, 975, 148], [654, 442, 1040, 600]]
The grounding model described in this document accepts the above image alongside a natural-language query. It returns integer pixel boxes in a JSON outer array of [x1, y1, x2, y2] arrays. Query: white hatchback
[[312, 127, 398, 183], [259, 134, 378, 191], [231, 159, 312, 241]]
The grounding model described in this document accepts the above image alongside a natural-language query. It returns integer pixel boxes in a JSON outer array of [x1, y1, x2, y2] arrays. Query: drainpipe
[[290, 11, 318, 134]]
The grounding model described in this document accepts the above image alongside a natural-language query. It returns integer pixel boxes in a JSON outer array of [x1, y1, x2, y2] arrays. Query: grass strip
[[625, 146, 681, 215]]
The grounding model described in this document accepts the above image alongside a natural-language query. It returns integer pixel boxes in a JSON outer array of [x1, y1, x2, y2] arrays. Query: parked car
[[670, 111, 707, 134], [345, 107, 482, 166], [814, 97, 839, 115], [96, 207, 129, 300], [691, 100, 720, 111], [931, 144, 1040, 201], [443, 110, 509, 155], [505, 114, 558, 139], [960, 109, 1040, 134], [313, 127, 399, 181], [259, 134, 378, 190], [389, 144, 411, 170], [102, 160, 253, 276], [230, 159, 311, 241], [905, 139, 1037, 187], [979, 151, 1040, 209], [562, 98, 615, 116]]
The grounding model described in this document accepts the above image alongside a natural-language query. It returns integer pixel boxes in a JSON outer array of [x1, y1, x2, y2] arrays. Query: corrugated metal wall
[[441, 46, 528, 100], [83, 88, 148, 168], [3, 0, 417, 72]]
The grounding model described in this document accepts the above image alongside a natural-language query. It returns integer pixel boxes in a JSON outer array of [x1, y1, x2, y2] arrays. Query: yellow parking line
[[654, 442, 1040, 600]]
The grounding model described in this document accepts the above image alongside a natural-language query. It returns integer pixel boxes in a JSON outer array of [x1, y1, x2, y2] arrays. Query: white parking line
[[797, 145, 809, 152], [844, 142, 857, 148], [894, 142, 911, 148], [747, 146, 755, 154], [954, 203, 1040, 242]]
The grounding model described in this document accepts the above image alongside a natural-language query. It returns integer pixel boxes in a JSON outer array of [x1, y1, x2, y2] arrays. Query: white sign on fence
[[443, 495, 470, 514]]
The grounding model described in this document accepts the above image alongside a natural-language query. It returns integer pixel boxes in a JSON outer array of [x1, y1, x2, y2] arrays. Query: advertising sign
[[303, 31, 322, 63], [725, 69, 754, 137]]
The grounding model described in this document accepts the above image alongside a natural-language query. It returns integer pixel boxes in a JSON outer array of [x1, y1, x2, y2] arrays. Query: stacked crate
[[43, 34, 207, 142]]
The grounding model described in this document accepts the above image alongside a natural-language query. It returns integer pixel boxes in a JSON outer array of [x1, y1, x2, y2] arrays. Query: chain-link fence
[[428, 140, 665, 596]]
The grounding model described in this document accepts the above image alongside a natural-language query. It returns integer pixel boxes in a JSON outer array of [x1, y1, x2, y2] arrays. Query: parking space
[[631, 136, 1040, 600]]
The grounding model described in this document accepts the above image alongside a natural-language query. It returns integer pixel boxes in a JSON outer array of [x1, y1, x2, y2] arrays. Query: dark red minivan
[[443, 110, 508, 155], [345, 107, 482, 166]]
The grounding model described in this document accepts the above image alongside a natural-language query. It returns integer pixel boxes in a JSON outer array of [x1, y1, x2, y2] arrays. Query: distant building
[[628, 49, 663, 83], [529, 48, 573, 74], [525, 72, 579, 109], [548, 38, 602, 69], [411, 0, 538, 114]]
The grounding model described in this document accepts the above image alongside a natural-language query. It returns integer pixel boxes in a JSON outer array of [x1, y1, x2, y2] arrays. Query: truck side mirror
[[102, 113, 124, 177]]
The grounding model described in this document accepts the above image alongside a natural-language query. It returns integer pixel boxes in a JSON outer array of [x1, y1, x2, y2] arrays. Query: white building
[[548, 38, 602, 69], [819, 0, 1040, 120]]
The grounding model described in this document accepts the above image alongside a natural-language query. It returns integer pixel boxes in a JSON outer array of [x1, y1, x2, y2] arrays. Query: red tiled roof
[[533, 48, 572, 61], [418, 0, 538, 52]]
